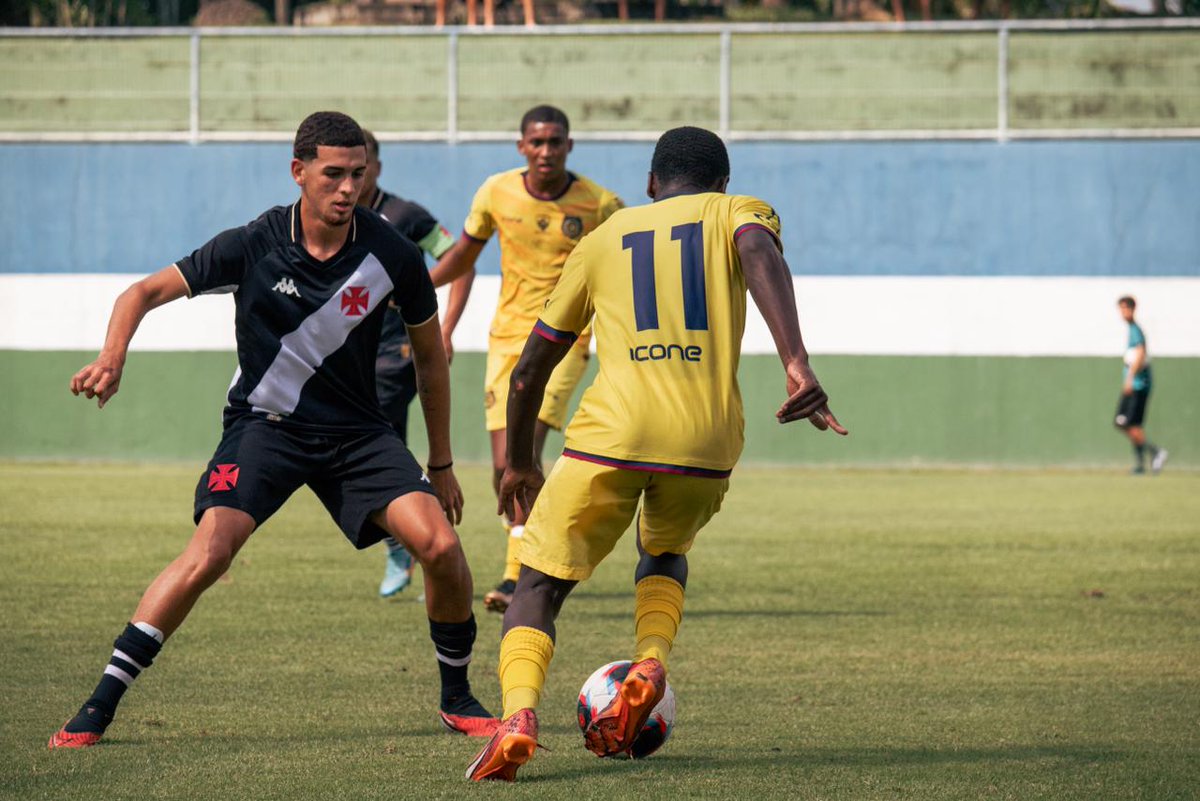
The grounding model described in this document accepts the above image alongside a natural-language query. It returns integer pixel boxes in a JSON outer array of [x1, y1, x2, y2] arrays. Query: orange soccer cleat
[[583, 657, 666, 757], [465, 708, 539, 782], [48, 724, 102, 750]]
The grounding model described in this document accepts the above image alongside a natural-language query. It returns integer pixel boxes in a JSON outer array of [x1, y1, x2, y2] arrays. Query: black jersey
[[370, 188, 440, 245], [175, 201, 437, 432], [368, 188, 452, 367]]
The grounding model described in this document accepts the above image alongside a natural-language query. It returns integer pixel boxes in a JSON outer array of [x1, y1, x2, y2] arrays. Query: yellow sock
[[633, 575, 685, 671], [503, 525, 524, 583], [499, 626, 555, 719]]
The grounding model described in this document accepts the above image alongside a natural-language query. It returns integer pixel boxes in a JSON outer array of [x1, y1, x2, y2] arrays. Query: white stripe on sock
[[133, 621, 165, 643], [103, 664, 135, 686], [112, 648, 147, 672], [436, 652, 472, 667]]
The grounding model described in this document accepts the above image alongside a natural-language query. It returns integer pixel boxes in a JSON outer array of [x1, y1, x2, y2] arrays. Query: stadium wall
[[2, 140, 1197, 467]]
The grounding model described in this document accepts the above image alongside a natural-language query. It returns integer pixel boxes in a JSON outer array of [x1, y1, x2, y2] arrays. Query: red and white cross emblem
[[208, 464, 239, 492], [341, 286, 369, 316]]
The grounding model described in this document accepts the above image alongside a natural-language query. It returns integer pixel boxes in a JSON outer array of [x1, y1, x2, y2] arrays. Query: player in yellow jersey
[[430, 105, 623, 613], [466, 127, 848, 781]]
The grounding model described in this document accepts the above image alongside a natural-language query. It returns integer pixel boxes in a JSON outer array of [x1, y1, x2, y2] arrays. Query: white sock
[[133, 621, 164, 644]]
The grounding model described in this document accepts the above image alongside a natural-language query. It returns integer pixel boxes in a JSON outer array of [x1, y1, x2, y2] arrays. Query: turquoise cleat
[[379, 546, 414, 598]]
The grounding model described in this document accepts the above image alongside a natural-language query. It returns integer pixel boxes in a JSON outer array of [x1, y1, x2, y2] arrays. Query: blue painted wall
[[2, 140, 1197, 277]]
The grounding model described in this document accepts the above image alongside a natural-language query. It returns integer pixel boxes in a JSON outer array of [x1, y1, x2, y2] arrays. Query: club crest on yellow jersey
[[562, 216, 584, 239]]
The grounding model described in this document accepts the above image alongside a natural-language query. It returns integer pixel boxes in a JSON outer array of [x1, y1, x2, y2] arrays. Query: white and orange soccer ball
[[576, 660, 676, 759]]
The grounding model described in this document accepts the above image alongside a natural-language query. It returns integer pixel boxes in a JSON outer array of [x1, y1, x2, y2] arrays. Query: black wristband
[[427, 460, 453, 473]]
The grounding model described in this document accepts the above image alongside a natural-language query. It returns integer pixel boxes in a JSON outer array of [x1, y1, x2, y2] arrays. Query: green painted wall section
[[2, 351, 1196, 468], [4, 31, 1199, 133]]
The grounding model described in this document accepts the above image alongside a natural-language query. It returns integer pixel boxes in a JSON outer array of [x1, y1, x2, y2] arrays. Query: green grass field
[[1, 462, 1197, 800]]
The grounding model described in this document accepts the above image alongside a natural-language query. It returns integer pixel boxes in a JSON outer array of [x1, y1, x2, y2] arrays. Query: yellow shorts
[[484, 340, 590, 432], [520, 455, 729, 581]]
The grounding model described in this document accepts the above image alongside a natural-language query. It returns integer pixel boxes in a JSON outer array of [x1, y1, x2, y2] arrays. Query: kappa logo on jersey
[[272, 277, 302, 298], [341, 286, 370, 316], [208, 464, 239, 492]]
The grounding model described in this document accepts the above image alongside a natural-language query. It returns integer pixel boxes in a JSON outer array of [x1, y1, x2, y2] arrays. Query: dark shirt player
[[51, 111, 496, 750], [358, 128, 473, 597]]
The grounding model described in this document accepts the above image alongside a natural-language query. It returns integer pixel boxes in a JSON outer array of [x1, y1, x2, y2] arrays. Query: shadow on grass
[[525, 743, 1128, 782], [583, 608, 890, 620]]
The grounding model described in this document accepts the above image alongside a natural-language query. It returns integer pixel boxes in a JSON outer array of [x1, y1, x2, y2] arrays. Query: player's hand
[[441, 328, 455, 365], [428, 467, 464, 526], [497, 464, 545, 521], [70, 356, 124, 409], [778, 364, 848, 434], [1122, 381, 1133, 397]]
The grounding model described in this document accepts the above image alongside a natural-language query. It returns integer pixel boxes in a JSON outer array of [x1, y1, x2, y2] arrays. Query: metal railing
[[1, 18, 1198, 142]]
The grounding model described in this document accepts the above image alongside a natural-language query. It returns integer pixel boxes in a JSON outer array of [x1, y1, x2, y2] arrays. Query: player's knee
[[184, 544, 233, 588], [517, 570, 575, 615], [413, 529, 465, 576]]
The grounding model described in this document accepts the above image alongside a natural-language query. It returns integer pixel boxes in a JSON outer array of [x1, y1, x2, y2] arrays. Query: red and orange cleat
[[48, 725, 102, 750], [583, 657, 666, 757], [465, 708, 539, 782], [440, 710, 500, 737]]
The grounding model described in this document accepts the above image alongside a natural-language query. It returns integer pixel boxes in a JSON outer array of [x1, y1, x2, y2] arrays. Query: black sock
[[1134, 443, 1146, 467], [430, 616, 480, 712], [64, 623, 163, 735]]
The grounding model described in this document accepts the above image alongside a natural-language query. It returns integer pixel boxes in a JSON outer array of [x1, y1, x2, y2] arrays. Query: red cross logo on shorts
[[341, 286, 369, 316], [208, 464, 239, 492]]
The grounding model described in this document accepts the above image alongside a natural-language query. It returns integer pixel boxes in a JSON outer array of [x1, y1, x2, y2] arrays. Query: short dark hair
[[361, 128, 380, 159], [1118, 295, 1136, 309], [651, 127, 730, 189], [293, 111, 365, 161], [520, 105, 570, 136]]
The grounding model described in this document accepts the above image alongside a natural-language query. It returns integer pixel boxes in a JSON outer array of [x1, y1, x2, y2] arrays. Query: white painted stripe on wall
[[2, 274, 1197, 357]]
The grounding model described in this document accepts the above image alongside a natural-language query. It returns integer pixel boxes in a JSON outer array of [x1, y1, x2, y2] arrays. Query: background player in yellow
[[466, 126, 848, 781], [429, 105, 623, 614]]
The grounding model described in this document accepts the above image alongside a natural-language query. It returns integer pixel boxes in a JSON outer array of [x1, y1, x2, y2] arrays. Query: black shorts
[[193, 414, 434, 549], [1114, 388, 1150, 429], [375, 354, 418, 442]]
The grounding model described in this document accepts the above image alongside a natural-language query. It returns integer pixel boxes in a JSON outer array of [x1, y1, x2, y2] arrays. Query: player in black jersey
[[359, 129, 475, 598], [51, 112, 497, 750]]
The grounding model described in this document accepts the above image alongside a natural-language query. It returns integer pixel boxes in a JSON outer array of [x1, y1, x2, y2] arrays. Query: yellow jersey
[[536, 192, 783, 476], [463, 168, 623, 351]]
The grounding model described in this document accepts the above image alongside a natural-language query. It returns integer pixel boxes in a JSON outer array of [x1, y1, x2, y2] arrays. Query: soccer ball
[[576, 660, 675, 759]]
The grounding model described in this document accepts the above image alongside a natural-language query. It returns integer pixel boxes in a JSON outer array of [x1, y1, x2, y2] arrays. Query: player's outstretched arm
[[440, 268, 475, 364], [70, 265, 190, 409], [427, 236, 484, 289], [408, 314, 464, 525], [498, 331, 572, 520], [738, 228, 847, 435]]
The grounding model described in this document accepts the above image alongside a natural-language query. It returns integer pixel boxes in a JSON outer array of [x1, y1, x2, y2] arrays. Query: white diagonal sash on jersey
[[248, 254, 394, 416]]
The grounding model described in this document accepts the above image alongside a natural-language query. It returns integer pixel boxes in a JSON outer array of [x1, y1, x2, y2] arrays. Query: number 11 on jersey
[[623, 222, 709, 332]]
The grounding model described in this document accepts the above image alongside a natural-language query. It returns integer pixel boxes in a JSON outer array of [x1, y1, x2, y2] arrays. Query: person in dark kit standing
[[1113, 295, 1167, 475], [359, 128, 473, 598], [51, 111, 496, 750]]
